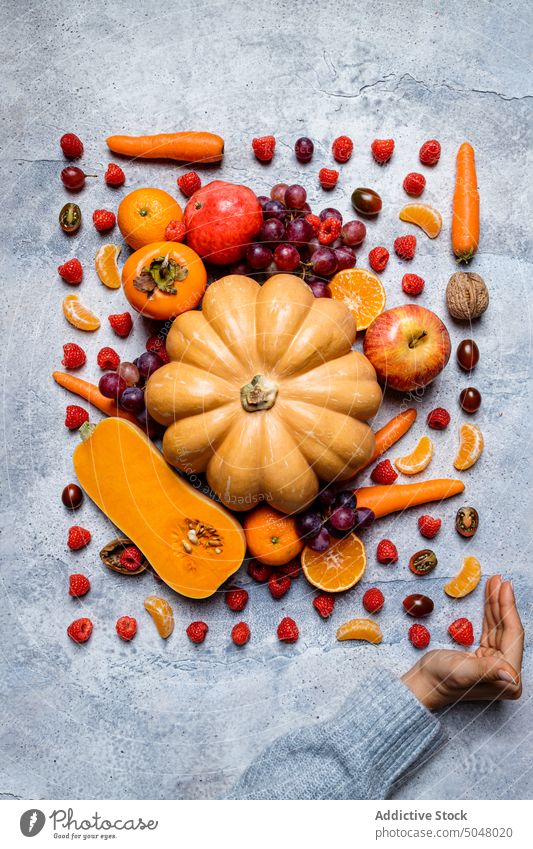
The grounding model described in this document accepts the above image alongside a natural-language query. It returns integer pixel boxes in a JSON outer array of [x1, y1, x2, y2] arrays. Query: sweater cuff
[[328, 669, 443, 798]]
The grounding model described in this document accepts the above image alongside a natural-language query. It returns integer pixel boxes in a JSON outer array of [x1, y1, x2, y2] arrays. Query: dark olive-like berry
[[409, 549, 438, 576], [455, 506, 479, 538], [403, 594, 434, 617], [62, 483, 83, 510]]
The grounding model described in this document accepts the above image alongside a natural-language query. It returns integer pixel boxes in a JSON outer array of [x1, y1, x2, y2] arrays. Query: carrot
[[52, 371, 139, 425], [106, 132, 224, 163], [355, 479, 465, 519], [452, 142, 479, 262], [358, 409, 417, 472]]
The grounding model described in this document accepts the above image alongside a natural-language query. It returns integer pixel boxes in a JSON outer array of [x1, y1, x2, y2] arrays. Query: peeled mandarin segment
[[301, 533, 366, 593], [454, 423, 484, 471], [444, 556, 482, 598], [336, 618, 382, 644], [95, 243, 121, 289], [144, 595, 174, 638], [329, 268, 386, 332], [62, 294, 100, 331], [394, 436, 433, 475], [399, 203, 443, 239]]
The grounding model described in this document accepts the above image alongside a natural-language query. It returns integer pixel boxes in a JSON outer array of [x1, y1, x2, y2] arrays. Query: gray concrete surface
[[1, 0, 531, 800]]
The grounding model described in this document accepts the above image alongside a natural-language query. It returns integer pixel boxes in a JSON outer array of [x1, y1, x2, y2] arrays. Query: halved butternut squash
[[73, 418, 246, 598]]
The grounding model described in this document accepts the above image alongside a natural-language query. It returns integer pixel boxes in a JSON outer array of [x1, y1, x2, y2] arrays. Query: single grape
[[119, 386, 145, 412], [334, 490, 357, 510], [257, 195, 270, 209], [285, 184, 307, 210], [273, 243, 300, 272], [229, 260, 250, 275], [311, 247, 337, 277], [294, 137, 314, 163], [99, 372, 127, 400], [270, 183, 288, 204], [295, 511, 322, 539], [353, 507, 375, 531], [263, 199, 287, 222], [329, 506, 356, 531], [319, 207, 343, 224], [307, 527, 330, 551], [308, 280, 332, 298], [293, 202, 312, 219], [137, 410, 162, 439], [246, 243, 273, 270], [285, 217, 313, 245], [341, 219, 366, 246], [318, 488, 337, 507], [257, 218, 285, 244], [60, 166, 88, 190], [116, 361, 140, 387], [134, 351, 164, 379], [334, 245, 356, 271]]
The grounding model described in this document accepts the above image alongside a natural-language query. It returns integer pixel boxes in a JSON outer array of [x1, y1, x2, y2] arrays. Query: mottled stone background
[[0, 0, 531, 800]]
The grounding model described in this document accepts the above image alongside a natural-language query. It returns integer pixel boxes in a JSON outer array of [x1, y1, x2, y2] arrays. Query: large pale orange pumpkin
[[146, 274, 382, 514]]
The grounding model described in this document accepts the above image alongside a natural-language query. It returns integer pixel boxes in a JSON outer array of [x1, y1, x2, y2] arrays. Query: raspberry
[[116, 616, 137, 641], [65, 405, 89, 430], [371, 138, 395, 164], [313, 593, 335, 618], [58, 258, 83, 285], [418, 515, 442, 539], [177, 171, 201, 197], [332, 135, 353, 163], [394, 235, 416, 260], [368, 246, 389, 273], [362, 587, 385, 613], [318, 168, 339, 190], [97, 347, 120, 370], [277, 617, 299, 643], [370, 459, 398, 485], [277, 559, 300, 579], [247, 560, 272, 583], [376, 539, 398, 565], [119, 545, 143, 572], [252, 135, 276, 162], [164, 220, 187, 242], [403, 172, 426, 196], [104, 163, 125, 187], [93, 209, 116, 232], [60, 133, 84, 159], [318, 217, 342, 245], [225, 586, 249, 612], [67, 617, 93, 643], [108, 312, 133, 337], [62, 342, 86, 369], [419, 139, 441, 166], [268, 574, 291, 600], [67, 526, 91, 551], [409, 623, 431, 649], [427, 407, 451, 430], [448, 617, 474, 647], [69, 574, 90, 597], [146, 336, 170, 363], [402, 273, 425, 296], [231, 622, 251, 646], [186, 621, 208, 644], [305, 213, 321, 236]]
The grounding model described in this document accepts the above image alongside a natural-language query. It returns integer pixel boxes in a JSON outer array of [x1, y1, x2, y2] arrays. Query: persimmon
[[122, 241, 207, 321], [243, 506, 303, 567]]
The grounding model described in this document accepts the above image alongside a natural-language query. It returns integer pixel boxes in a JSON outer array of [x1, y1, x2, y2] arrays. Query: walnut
[[446, 272, 489, 320]]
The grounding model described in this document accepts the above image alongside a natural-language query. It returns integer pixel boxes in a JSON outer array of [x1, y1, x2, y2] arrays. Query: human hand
[[402, 576, 523, 710]]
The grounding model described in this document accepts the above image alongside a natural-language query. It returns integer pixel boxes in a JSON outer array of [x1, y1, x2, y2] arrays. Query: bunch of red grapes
[[98, 352, 165, 437], [230, 183, 367, 296], [296, 487, 375, 552]]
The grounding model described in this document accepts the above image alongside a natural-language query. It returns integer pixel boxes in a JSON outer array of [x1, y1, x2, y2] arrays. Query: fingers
[[481, 575, 501, 647], [473, 654, 521, 700], [498, 580, 525, 673]]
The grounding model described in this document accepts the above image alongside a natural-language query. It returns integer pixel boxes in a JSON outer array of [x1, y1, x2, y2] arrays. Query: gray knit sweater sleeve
[[228, 671, 443, 800]]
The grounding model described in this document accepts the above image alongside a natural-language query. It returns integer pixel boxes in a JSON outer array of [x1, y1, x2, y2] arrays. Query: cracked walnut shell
[[446, 272, 489, 320]]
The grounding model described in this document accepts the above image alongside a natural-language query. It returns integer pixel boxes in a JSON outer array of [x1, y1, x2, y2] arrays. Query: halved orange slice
[[95, 243, 121, 289], [63, 294, 100, 331], [329, 268, 386, 331], [444, 556, 482, 598], [454, 424, 484, 471], [301, 532, 366, 592], [395, 436, 433, 475], [336, 618, 382, 644], [399, 203, 442, 238]]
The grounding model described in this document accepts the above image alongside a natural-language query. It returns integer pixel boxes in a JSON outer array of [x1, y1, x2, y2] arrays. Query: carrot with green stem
[[358, 408, 417, 472], [106, 132, 224, 163], [452, 142, 479, 262], [355, 479, 465, 519], [52, 372, 140, 425]]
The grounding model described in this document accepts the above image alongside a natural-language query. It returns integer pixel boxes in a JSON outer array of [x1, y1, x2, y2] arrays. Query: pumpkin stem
[[79, 422, 97, 442], [240, 375, 278, 412]]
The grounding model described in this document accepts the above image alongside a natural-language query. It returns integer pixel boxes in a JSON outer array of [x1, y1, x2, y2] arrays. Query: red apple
[[363, 305, 451, 392]]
